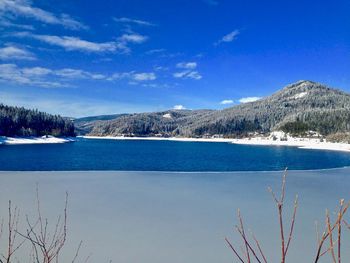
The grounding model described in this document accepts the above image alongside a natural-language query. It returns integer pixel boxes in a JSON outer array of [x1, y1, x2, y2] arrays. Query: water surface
[[0, 169, 349, 263], [1, 138, 350, 171]]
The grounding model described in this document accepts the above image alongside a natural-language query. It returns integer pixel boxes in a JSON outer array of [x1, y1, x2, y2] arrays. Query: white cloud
[[174, 62, 201, 80], [186, 71, 202, 80], [32, 35, 119, 52], [0, 64, 64, 88], [153, 65, 168, 71], [216, 30, 240, 45], [222, 30, 240, 42], [54, 68, 85, 78], [15, 32, 125, 53], [54, 68, 107, 80], [0, 18, 34, 30], [89, 73, 106, 80], [22, 67, 52, 76], [220, 99, 234, 105], [0, 64, 108, 88], [173, 71, 188, 78], [15, 32, 148, 53], [239, 97, 261, 103], [0, 0, 88, 30], [141, 82, 169, 89], [173, 70, 202, 80], [0, 63, 159, 89], [133, 72, 156, 81], [173, 105, 186, 110], [119, 33, 148, 44], [176, 62, 197, 69], [0, 45, 36, 60], [113, 17, 155, 26], [109, 71, 156, 82], [108, 72, 132, 81]]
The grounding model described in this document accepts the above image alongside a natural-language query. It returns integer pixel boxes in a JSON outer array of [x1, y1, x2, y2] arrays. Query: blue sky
[[0, 0, 349, 117]]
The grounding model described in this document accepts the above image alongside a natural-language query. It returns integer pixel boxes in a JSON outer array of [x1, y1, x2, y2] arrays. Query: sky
[[0, 0, 349, 117]]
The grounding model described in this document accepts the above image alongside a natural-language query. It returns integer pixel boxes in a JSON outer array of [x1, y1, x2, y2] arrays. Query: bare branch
[[251, 232, 268, 263], [225, 237, 245, 263], [285, 194, 298, 255], [237, 210, 251, 263], [326, 209, 337, 263], [235, 226, 262, 263]]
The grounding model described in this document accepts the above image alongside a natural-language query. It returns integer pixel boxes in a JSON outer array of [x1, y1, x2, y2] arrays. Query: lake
[[0, 138, 350, 171], [0, 169, 349, 263], [1, 139, 350, 262]]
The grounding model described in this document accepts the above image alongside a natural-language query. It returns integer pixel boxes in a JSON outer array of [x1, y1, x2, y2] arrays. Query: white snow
[[292, 92, 308, 99], [162, 113, 172, 119], [0, 136, 75, 145], [81, 135, 234, 143], [232, 131, 350, 153]]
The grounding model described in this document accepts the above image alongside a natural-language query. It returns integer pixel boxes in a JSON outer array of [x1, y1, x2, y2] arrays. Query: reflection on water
[[0, 169, 349, 262]]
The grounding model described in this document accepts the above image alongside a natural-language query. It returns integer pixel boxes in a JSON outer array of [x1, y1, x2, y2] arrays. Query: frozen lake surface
[[0, 168, 349, 262]]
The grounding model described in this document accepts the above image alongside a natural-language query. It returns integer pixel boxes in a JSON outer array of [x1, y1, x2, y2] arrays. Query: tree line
[[0, 104, 75, 137]]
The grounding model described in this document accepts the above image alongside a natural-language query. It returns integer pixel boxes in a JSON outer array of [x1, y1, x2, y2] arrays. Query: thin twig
[[235, 226, 262, 263], [326, 209, 337, 263], [285, 194, 298, 255], [251, 232, 268, 263], [225, 237, 245, 263], [237, 209, 251, 263]]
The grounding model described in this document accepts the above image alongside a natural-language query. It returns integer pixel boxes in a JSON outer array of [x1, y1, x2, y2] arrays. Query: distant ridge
[[75, 80, 350, 138], [74, 114, 127, 135]]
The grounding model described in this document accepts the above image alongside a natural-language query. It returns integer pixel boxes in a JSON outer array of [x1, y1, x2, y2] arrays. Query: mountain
[[188, 80, 350, 136], [77, 80, 350, 138], [0, 104, 75, 137], [74, 114, 127, 135], [76, 110, 214, 136]]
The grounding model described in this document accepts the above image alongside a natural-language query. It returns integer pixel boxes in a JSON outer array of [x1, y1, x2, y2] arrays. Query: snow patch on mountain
[[162, 113, 172, 119], [292, 92, 308, 99]]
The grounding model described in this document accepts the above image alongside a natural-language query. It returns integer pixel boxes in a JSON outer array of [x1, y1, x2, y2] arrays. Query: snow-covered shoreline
[[231, 137, 350, 152], [80, 135, 236, 143], [81, 134, 350, 153], [231, 131, 350, 152], [0, 136, 75, 145]]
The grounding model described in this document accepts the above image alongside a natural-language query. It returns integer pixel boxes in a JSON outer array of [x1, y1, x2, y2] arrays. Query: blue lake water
[[1, 138, 350, 171]]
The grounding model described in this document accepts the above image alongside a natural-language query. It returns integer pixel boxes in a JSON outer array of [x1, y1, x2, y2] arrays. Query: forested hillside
[[78, 80, 350, 138], [0, 104, 75, 137], [82, 109, 214, 136], [74, 114, 127, 135], [186, 80, 350, 136]]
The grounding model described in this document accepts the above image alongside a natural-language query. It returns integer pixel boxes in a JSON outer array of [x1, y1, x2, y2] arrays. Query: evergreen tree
[[0, 104, 75, 137]]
